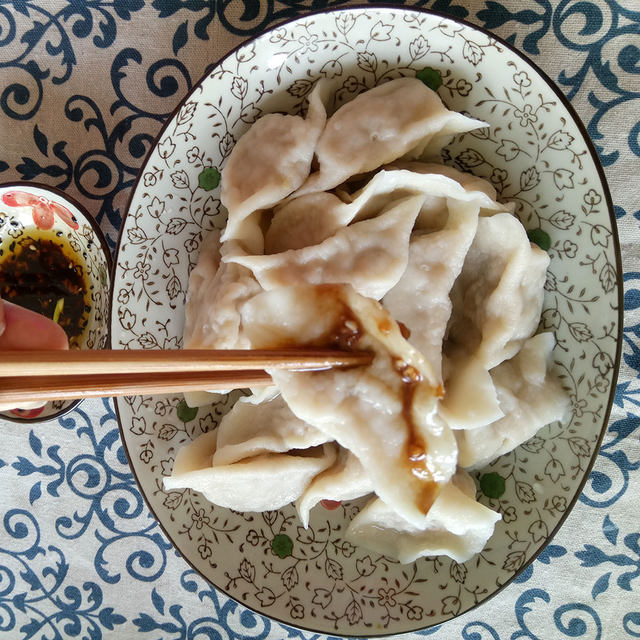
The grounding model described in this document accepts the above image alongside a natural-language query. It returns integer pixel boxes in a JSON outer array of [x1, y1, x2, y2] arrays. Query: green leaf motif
[[198, 167, 220, 191], [527, 228, 551, 252], [480, 472, 505, 499], [271, 533, 293, 559], [416, 67, 443, 91], [177, 399, 198, 423]]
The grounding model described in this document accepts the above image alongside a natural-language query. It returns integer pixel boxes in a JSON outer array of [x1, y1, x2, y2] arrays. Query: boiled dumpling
[[265, 192, 347, 254], [180, 241, 262, 408], [447, 212, 550, 369], [263, 171, 420, 253], [383, 198, 480, 379], [183, 239, 261, 350], [183, 230, 222, 346], [345, 472, 501, 564], [181, 390, 223, 408], [242, 385, 280, 404], [227, 195, 423, 300], [184, 229, 222, 292], [221, 81, 328, 249], [213, 393, 330, 466], [239, 284, 346, 348], [163, 429, 338, 512], [296, 449, 373, 528], [296, 77, 485, 195], [181, 231, 228, 406], [385, 161, 513, 221], [166, 429, 218, 476], [182, 377, 278, 411], [390, 161, 499, 198], [438, 355, 504, 430], [338, 168, 503, 227], [265, 168, 502, 257], [456, 333, 570, 468], [241, 284, 457, 528], [450, 466, 478, 497], [440, 213, 550, 429]]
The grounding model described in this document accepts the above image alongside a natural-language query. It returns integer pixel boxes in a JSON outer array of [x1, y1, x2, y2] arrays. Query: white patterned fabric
[[0, 2, 638, 639]]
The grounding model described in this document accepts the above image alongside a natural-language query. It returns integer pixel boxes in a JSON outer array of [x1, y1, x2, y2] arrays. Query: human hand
[[0, 295, 68, 411], [0, 295, 69, 351]]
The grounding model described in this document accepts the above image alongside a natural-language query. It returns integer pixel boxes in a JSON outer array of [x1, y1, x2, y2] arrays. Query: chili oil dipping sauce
[[0, 183, 111, 422]]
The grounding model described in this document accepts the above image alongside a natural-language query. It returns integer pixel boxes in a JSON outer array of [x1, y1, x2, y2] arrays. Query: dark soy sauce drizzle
[[394, 357, 441, 514]]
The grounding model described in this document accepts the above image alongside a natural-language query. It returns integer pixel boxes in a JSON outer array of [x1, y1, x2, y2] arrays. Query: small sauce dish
[[0, 182, 111, 422]]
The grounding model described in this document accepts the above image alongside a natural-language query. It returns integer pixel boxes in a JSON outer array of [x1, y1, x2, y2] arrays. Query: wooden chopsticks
[[1, 370, 274, 405], [0, 348, 372, 405]]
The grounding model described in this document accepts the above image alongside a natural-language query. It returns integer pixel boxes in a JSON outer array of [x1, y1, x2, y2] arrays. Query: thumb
[[0, 300, 69, 351]]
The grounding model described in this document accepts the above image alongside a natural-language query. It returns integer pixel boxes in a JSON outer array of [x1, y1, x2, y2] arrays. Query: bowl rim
[[0, 179, 113, 424], [110, 4, 623, 634]]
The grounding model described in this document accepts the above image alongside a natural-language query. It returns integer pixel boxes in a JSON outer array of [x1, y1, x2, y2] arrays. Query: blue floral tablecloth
[[0, 2, 638, 639]]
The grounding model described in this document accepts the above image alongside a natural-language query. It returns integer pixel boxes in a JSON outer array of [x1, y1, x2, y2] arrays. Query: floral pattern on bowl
[[2, 190, 80, 230], [110, 7, 621, 635], [0, 183, 111, 423]]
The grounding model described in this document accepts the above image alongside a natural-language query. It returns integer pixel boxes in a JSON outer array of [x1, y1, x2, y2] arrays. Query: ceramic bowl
[[111, 7, 621, 635], [0, 182, 111, 423]]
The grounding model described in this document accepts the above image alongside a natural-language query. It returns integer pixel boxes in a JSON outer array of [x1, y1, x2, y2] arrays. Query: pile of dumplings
[[164, 77, 569, 564]]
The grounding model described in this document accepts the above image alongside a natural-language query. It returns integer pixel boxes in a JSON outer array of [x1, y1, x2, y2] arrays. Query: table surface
[[0, 2, 638, 639]]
